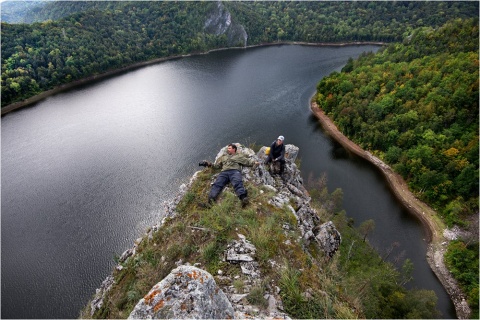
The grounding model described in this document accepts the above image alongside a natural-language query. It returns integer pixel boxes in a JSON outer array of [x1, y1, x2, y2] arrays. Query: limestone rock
[[314, 221, 342, 258], [89, 275, 114, 317], [225, 234, 260, 278], [128, 265, 234, 319], [204, 1, 247, 47]]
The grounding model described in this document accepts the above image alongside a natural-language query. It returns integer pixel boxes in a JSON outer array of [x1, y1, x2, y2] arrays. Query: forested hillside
[[314, 18, 479, 317], [1, 1, 478, 108]]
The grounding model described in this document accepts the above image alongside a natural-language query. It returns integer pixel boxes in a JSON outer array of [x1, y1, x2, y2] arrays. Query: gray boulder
[[128, 265, 234, 319], [315, 221, 342, 258]]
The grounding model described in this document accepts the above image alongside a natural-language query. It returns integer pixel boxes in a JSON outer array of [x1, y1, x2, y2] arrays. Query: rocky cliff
[[204, 1, 247, 47], [85, 144, 341, 319]]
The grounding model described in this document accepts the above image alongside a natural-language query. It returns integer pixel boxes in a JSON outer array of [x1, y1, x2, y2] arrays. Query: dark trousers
[[209, 170, 247, 200], [265, 155, 285, 173]]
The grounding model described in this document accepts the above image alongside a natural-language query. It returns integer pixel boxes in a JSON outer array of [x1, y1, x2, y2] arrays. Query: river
[[1, 45, 454, 318]]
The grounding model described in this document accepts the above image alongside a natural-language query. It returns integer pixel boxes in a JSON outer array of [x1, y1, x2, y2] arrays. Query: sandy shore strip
[[310, 100, 471, 319]]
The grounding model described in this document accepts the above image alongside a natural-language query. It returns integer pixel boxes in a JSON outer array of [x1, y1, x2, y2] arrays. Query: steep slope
[[82, 144, 440, 319]]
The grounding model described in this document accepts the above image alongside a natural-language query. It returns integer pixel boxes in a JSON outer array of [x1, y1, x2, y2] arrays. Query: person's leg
[[229, 170, 247, 199], [264, 154, 273, 164], [208, 172, 229, 202], [279, 159, 286, 174]]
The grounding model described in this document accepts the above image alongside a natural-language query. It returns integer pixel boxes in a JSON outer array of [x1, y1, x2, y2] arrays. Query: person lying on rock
[[264, 135, 286, 175], [201, 143, 259, 207]]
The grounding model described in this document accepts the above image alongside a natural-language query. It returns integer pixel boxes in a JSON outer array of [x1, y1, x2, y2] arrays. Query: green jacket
[[213, 153, 256, 172]]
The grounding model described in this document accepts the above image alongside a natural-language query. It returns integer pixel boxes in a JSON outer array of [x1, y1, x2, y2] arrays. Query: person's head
[[227, 143, 237, 154], [276, 135, 284, 145]]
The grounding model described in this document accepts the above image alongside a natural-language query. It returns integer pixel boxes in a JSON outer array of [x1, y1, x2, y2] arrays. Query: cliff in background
[[204, 1, 247, 47]]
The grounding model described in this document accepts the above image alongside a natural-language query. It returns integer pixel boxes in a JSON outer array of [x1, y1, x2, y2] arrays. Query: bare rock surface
[[128, 265, 234, 319]]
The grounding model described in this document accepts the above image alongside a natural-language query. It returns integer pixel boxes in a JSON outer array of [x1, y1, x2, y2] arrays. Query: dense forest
[[314, 18, 479, 317], [1, 1, 478, 108]]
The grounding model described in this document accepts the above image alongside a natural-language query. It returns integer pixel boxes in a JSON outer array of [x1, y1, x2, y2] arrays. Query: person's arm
[[211, 156, 224, 169], [275, 145, 285, 161], [235, 154, 258, 167]]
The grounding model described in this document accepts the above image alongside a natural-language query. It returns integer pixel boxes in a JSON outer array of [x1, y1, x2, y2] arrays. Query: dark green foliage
[[315, 18, 479, 316], [2, 1, 478, 107], [1, 1, 217, 107], [226, 1, 477, 44], [445, 240, 479, 318], [316, 18, 479, 222], [334, 215, 441, 319]]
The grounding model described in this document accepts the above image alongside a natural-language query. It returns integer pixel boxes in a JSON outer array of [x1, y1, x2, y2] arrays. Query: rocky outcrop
[[256, 144, 341, 258], [211, 232, 290, 319], [128, 266, 234, 319], [204, 1, 247, 47], [88, 144, 341, 319]]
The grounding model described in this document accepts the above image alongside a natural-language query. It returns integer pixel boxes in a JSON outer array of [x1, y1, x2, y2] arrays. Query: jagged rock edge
[[88, 144, 341, 318]]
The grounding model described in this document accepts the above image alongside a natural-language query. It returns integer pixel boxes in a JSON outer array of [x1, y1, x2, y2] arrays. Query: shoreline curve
[[310, 100, 471, 319], [1, 41, 385, 116]]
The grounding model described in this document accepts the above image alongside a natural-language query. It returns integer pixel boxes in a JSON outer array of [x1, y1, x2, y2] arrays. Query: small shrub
[[202, 241, 224, 273], [233, 279, 244, 292], [247, 285, 268, 309]]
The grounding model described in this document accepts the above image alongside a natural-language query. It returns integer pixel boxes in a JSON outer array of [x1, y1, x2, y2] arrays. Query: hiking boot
[[198, 197, 216, 209], [241, 196, 249, 208]]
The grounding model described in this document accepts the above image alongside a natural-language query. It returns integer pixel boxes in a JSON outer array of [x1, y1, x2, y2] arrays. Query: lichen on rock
[[128, 265, 234, 319]]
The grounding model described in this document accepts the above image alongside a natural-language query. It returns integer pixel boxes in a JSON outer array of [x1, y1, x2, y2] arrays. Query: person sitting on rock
[[264, 135, 286, 175], [203, 143, 259, 207]]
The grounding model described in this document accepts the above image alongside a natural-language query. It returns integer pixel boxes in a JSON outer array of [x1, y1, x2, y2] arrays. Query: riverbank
[[1, 41, 386, 116], [1, 54, 181, 116], [310, 100, 471, 319]]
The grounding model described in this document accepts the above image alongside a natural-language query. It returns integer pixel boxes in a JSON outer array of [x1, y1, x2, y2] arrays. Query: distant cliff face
[[204, 1, 247, 47], [87, 144, 341, 319]]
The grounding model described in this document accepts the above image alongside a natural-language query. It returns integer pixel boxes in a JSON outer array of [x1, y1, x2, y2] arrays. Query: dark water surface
[[2, 45, 454, 318]]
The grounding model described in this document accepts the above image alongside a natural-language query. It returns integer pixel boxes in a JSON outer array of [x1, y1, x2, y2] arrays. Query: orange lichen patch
[[153, 299, 165, 312], [144, 289, 162, 305], [187, 270, 201, 280], [187, 270, 209, 284]]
